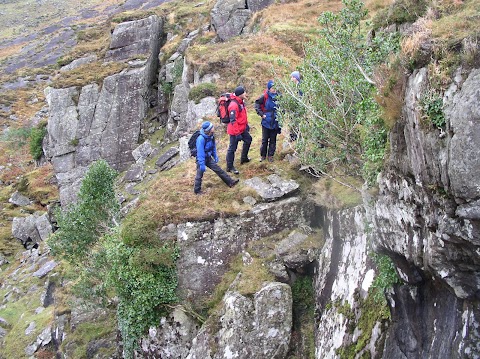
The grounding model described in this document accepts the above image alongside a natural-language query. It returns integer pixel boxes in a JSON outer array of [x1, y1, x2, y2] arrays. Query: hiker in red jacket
[[225, 86, 252, 175]]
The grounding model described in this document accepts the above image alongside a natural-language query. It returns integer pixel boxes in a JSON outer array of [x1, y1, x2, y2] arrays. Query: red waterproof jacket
[[227, 95, 248, 136]]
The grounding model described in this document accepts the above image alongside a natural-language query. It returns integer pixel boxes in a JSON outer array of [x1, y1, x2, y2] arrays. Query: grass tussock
[[52, 61, 127, 89]]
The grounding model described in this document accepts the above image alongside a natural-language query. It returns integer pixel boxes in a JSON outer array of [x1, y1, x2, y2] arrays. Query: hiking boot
[[268, 156, 274, 162], [227, 167, 239, 175], [240, 157, 251, 164], [229, 179, 239, 188], [260, 156, 266, 162], [194, 190, 203, 195]]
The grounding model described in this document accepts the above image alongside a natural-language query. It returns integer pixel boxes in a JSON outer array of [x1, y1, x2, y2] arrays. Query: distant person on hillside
[[225, 86, 252, 175], [255, 80, 280, 162], [194, 121, 239, 195], [291, 70, 303, 96]]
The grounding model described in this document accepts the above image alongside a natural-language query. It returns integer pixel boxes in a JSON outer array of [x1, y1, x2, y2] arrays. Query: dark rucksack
[[216, 93, 239, 124], [258, 90, 269, 114], [188, 130, 215, 157], [188, 130, 201, 157]]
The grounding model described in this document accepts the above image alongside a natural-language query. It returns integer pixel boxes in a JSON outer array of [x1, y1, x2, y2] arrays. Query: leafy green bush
[[105, 235, 179, 357], [188, 83, 217, 104], [420, 90, 446, 128], [48, 159, 119, 263], [370, 253, 402, 303], [29, 122, 47, 160]]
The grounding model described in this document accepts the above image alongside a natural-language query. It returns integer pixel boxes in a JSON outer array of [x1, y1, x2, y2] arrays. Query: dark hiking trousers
[[260, 126, 278, 158], [194, 156, 234, 193], [226, 130, 252, 170]]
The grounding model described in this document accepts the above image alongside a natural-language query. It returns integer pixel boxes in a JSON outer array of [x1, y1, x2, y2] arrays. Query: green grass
[[0, 285, 54, 359]]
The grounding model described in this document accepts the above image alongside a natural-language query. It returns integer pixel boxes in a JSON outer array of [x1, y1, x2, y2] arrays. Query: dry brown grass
[[374, 56, 407, 128], [24, 163, 59, 206], [0, 43, 24, 61], [52, 61, 127, 89], [400, 15, 434, 61]]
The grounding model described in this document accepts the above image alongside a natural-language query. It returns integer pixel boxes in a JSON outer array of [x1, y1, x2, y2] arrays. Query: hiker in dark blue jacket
[[255, 80, 280, 162], [194, 121, 239, 194]]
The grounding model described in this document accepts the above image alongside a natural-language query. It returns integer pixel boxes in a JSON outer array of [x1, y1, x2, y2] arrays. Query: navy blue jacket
[[255, 91, 279, 130]]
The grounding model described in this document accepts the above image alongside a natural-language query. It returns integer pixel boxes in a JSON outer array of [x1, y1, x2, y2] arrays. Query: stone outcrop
[[172, 196, 314, 301], [44, 16, 163, 205], [12, 212, 52, 249], [136, 307, 200, 358], [187, 282, 292, 359], [211, 0, 252, 41], [245, 174, 299, 201]]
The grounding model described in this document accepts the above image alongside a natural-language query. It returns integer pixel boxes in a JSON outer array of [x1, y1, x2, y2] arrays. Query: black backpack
[[188, 130, 201, 157]]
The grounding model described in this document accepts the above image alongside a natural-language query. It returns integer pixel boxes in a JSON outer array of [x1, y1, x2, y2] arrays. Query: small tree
[[48, 159, 119, 263], [277, 0, 397, 183]]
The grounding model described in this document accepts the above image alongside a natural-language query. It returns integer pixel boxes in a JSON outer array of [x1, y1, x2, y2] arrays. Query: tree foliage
[[48, 159, 179, 359], [277, 0, 398, 184], [48, 159, 119, 262]]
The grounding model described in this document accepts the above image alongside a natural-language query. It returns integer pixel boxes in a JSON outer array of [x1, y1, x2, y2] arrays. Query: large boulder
[[12, 212, 52, 248], [186, 282, 292, 359], [211, 0, 252, 41]]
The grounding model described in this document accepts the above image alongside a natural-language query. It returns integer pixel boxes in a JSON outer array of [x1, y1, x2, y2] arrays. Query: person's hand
[[200, 164, 206, 173], [214, 155, 219, 163], [277, 127, 282, 134]]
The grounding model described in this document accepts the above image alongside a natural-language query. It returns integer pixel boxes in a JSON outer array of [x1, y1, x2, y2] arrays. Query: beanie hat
[[267, 80, 275, 90], [202, 121, 214, 132], [291, 71, 301, 82], [234, 86, 245, 96]]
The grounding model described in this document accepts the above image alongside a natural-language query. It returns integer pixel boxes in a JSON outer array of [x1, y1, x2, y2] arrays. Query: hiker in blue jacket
[[255, 80, 280, 162], [194, 121, 239, 194]]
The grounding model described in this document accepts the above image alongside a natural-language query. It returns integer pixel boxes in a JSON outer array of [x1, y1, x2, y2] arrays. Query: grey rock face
[[315, 207, 384, 358], [211, 0, 252, 41], [106, 15, 162, 65], [374, 68, 480, 299], [137, 307, 200, 358], [446, 69, 480, 201], [187, 282, 292, 359], [155, 147, 179, 168], [60, 54, 97, 72], [274, 230, 317, 270], [45, 16, 163, 206], [177, 196, 314, 301], [367, 67, 480, 358]]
